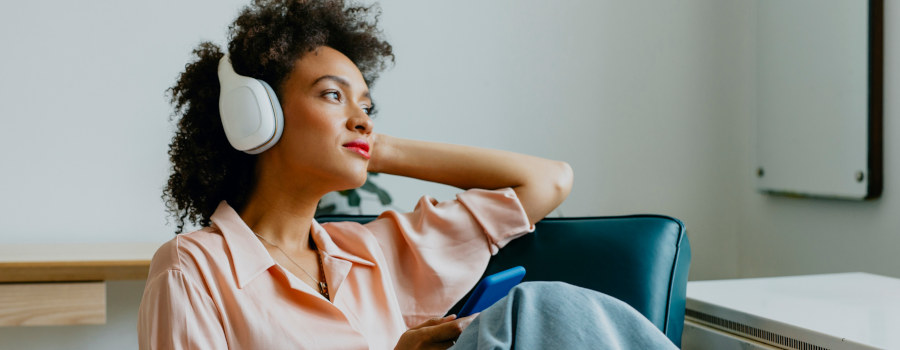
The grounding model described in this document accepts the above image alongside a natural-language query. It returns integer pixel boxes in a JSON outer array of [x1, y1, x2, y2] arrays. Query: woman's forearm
[[369, 134, 573, 225]]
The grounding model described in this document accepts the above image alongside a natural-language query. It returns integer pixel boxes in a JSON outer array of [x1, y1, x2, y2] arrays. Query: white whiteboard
[[755, 0, 882, 200]]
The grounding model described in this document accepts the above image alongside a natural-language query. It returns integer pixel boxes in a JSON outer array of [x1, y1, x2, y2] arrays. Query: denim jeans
[[451, 281, 678, 350]]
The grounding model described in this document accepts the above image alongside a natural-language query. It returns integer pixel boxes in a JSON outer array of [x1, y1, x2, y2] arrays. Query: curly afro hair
[[164, 0, 394, 233]]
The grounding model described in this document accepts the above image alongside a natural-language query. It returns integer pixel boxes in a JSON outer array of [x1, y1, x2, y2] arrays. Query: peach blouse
[[138, 188, 533, 350]]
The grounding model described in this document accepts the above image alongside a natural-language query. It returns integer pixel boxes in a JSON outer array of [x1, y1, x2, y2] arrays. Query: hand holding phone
[[456, 266, 526, 318]]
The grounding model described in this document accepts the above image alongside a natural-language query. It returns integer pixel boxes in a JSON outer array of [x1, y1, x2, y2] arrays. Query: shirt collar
[[209, 201, 374, 289], [210, 201, 274, 289], [310, 220, 375, 267]]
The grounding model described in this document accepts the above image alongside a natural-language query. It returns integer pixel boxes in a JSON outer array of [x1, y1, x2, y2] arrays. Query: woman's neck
[[238, 163, 327, 254]]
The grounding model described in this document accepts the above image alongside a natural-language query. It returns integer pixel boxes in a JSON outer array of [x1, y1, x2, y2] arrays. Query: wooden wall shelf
[[0, 242, 161, 327], [0, 243, 160, 282]]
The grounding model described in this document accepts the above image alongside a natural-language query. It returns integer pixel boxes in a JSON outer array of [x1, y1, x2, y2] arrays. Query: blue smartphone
[[457, 266, 526, 317]]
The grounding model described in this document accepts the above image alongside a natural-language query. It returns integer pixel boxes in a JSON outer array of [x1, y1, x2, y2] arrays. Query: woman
[[139, 1, 675, 349]]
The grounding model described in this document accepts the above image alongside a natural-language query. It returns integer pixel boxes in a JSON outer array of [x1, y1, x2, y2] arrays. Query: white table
[[682, 273, 900, 350]]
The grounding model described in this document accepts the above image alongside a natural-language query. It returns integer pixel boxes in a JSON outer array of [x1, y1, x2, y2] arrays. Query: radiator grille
[[686, 309, 830, 350]]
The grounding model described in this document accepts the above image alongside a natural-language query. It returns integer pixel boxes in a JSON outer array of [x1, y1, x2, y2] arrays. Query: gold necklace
[[254, 232, 329, 300]]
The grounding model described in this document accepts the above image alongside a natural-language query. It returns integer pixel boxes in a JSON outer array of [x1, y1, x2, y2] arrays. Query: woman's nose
[[347, 109, 373, 134]]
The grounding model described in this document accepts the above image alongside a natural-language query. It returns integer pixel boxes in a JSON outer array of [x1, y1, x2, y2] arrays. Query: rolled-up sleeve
[[138, 242, 227, 350], [365, 187, 534, 326], [456, 188, 536, 254]]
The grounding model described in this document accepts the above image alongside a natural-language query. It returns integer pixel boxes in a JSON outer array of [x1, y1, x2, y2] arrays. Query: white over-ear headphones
[[217, 54, 284, 154]]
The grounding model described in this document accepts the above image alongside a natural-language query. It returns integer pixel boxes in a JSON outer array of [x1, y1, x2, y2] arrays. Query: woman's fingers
[[427, 341, 456, 350], [396, 314, 477, 350], [423, 314, 477, 343], [412, 315, 456, 329]]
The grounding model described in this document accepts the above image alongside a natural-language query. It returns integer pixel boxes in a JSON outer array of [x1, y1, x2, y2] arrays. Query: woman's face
[[263, 46, 374, 193]]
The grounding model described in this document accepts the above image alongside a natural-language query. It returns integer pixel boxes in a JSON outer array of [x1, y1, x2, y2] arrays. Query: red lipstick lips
[[343, 140, 370, 159]]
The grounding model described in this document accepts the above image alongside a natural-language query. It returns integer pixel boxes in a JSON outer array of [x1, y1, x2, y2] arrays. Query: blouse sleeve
[[138, 241, 228, 350], [364, 187, 534, 326]]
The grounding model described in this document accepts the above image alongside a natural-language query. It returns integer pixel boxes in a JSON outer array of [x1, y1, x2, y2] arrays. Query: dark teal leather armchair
[[317, 215, 691, 347]]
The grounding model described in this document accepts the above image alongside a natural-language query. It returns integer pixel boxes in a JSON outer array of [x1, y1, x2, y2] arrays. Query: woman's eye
[[324, 91, 340, 101], [362, 104, 377, 117]]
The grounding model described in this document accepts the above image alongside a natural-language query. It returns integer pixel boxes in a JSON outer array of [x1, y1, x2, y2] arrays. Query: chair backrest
[[316, 214, 691, 347]]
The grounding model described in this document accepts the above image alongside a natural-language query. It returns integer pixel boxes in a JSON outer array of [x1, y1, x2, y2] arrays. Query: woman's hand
[[394, 314, 477, 350]]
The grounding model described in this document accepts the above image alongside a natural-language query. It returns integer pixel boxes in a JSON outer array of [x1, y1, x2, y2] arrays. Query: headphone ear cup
[[253, 79, 284, 154], [217, 55, 284, 154]]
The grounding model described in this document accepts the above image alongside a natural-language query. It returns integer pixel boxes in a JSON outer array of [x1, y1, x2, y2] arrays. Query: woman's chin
[[335, 172, 368, 192], [353, 172, 369, 187]]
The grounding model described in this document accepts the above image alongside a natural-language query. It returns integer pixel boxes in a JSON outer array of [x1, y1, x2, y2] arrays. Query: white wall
[[0, 0, 248, 246], [734, 2, 900, 279], [0, 0, 755, 348], [370, 0, 749, 282]]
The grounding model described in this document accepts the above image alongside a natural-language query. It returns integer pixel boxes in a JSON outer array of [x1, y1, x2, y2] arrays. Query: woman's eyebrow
[[311, 75, 371, 99]]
